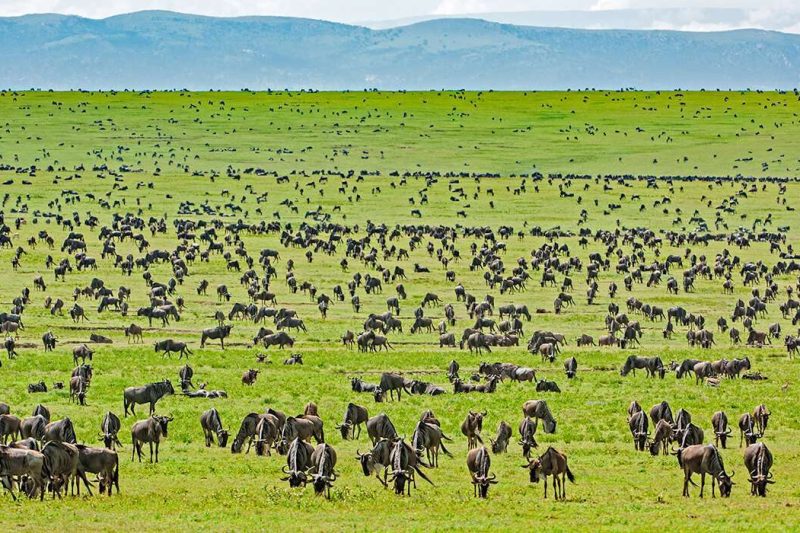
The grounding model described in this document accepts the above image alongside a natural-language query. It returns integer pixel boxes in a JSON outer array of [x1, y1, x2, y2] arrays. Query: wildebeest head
[[156, 415, 173, 437], [717, 471, 734, 497], [281, 465, 307, 487], [526, 458, 542, 483], [312, 473, 335, 495], [749, 470, 774, 497], [217, 429, 230, 448], [373, 387, 384, 403], [356, 449, 375, 477], [338, 421, 352, 440]]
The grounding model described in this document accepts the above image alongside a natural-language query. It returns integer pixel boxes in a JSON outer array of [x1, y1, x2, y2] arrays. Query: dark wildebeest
[[131, 415, 173, 463], [412, 420, 452, 467], [179, 365, 194, 390], [365, 413, 398, 444], [627, 400, 642, 421], [461, 411, 486, 450], [490, 421, 512, 454], [72, 344, 93, 366], [518, 416, 539, 458], [310, 443, 338, 498], [711, 411, 731, 449], [200, 408, 229, 448], [524, 446, 575, 500], [124, 324, 143, 343], [19, 415, 47, 441], [676, 444, 733, 498], [739, 413, 760, 447], [629, 410, 649, 452], [447, 360, 460, 382], [564, 357, 577, 379], [123, 380, 174, 417], [241, 369, 259, 386], [200, 325, 233, 349], [0, 445, 47, 500], [379, 373, 411, 402], [337, 403, 369, 440], [620, 355, 665, 378], [675, 359, 701, 378], [100, 412, 123, 450], [466, 446, 497, 498], [155, 339, 192, 359], [41, 441, 79, 498], [649, 419, 672, 456], [261, 331, 295, 349], [744, 442, 774, 497], [0, 414, 21, 444], [43, 418, 77, 444], [230, 413, 265, 454], [522, 400, 557, 434], [753, 404, 770, 437], [254, 414, 280, 457], [281, 437, 315, 488]]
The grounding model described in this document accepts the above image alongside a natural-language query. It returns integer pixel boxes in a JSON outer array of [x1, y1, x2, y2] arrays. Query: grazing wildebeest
[[744, 442, 774, 497], [75, 444, 119, 496], [261, 331, 295, 349], [42, 331, 57, 352], [0, 414, 21, 444], [365, 413, 398, 444], [72, 344, 93, 366], [629, 410, 649, 451], [649, 419, 672, 456], [281, 437, 315, 488], [711, 411, 731, 449], [490, 421, 512, 454], [199, 408, 229, 448], [753, 404, 770, 437], [620, 355, 665, 378], [461, 411, 486, 450], [310, 443, 338, 498], [379, 373, 410, 401], [200, 324, 233, 349], [564, 357, 577, 378], [230, 413, 266, 454], [676, 444, 733, 498], [0, 445, 47, 500], [41, 440, 79, 498], [123, 380, 174, 417], [739, 413, 760, 447], [155, 339, 192, 359], [536, 380, 561, 393], [675, 358, 701, 378], [131, 415, 173, 463], [466, 446, 497, 498], [337, 403, 369, 440], [43, 418, 77, 444], [412, 420, 452, 467], [518, 416, 538, 458], [524, 446, 575, 500], [447, 360, 460, 382], [254, 414, 280, 456], [522, 400, 557, 434], [100, 412, 123, 450]]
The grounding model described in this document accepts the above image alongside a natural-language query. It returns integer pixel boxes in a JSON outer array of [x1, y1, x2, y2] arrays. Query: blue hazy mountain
[[1, 11, 798, 89]]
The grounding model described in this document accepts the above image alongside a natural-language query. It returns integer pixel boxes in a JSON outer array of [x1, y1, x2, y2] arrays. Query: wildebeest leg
[[1, 476, 18, 501], [149, 442, 154, 463], [700, 473, 705, 498], [79, 471, 93, 496], [683, 472, 689, 497], [711, 476, 716, 498], [544, 475, 548, 498]]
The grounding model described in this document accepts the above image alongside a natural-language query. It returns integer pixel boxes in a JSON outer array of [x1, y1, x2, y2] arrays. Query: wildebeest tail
[[566, 465, 575, 483], [439, 440, 453, 458], [441, 431, 453, 442], [676, 447, 684, 468], [414, 465, 435, 486]]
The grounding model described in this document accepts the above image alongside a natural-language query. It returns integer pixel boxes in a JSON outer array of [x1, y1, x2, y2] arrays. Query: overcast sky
[[2, 0, 798, 32]]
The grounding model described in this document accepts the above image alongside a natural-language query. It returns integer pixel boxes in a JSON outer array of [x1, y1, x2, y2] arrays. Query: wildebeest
[[461, 411, 486, 449], [366, 413, 398, 444], [522, 400, 557, 434], [524, 446, 575, 500], [412, 420, 452, 467], [310, 443, 338, 498], [154, 339, 192, 359], [100, 412, 123, 450], [241, 369, 259, 386], [281, 437, 315, 488], [131, 415, 173, 463], [0, 445, 47, 500], [739, 413, 760, 447], [72, 344, 94, 366], [620, 355, 665, 378], [0, 414, 21, 444], [379, 372, 410, 401], [75, 444, 119, 496], [490, 421, 512, 454], [564, 357, 577, 378], [123, 380, 175, 417], [629, 410, 649, 451], [753, 404, 770, 437], [43, 418, 77, 444], [711, 411, 731, 449], [41, 440, 79, 497], [200, 324, 233, 349], [676, 444, 733, 498], [518, 416, 538, 458], [200, 408, 229, 448], [261, 331, 295, 349], [649, 419, 672, 456], [466, 446, 497, 498], [743, 442, 774, 497], [337, 403, 369, 440]]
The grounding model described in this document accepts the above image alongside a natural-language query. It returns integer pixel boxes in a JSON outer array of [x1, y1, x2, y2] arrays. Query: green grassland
[[0, 90, 799, 531]]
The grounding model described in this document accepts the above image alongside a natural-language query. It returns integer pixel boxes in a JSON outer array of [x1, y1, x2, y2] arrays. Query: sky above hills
[[2, 0, 799, 33]]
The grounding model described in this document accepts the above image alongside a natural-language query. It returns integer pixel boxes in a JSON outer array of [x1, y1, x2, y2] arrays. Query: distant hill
[[2, 11, 799, 89]]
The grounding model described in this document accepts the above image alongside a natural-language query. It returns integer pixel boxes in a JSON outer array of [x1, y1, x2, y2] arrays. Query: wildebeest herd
[[0, 85, 798, 518]]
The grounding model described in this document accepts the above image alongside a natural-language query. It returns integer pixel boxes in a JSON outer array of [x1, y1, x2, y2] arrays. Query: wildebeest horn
[[728, 470, 735, 478], [481, 410, 487, 416], [725, 428, 732, 434], [281, 465, 289, 474], [355, 448, 362, 458]]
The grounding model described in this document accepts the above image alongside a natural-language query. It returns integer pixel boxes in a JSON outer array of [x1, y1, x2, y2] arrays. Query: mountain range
[[2, 11, 799, 90]]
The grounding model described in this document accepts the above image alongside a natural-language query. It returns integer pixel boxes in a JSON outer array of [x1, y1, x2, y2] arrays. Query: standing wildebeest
[[447, 360, 460, 382], [0, 445, 47, 500], [281, 437, 315, 488], [466, 446, 497, 498], [744, 442, 774, 497], [461, 411, 486, 450], [753, 404, 770, 437], [123, 380, 174, 417], [200, 324, 233, 349], [518, 416, 539, 458], [72, 344, 93, 366], [75, 444, 119, 496], [412, 420, 452, 467], [675, 359, 701, 378], [711, 411, 731, 449], [650, 401, 674, 426], [43, 418, 77, 444], [41, 441, 79, 498], [365, 413, 398, 444], [42, 331, 57, 352], [131, 415, 173, 463], [524, 446, 575, 500], [230, 413, 267, 454], [620, 355, 665, 378], [490, 421, 512, 454], [261, 331, 295, 350], [629, 410, 649, 451], [522, 400, 557, 434], [200, 408, 229, 448], [254, 414, 280, 456], [337, 403, 369, 440], [0, 414, 21, 444], [124, 324, 143, 343], [676, 444, 733, 498], [649, 420, 672, 456], [379, 373, 410, 401], [564, 357, 577, 379], [310, 443, 338, 498], [739, 413, 760, 447], [20, 415, 47, 441], [100, 412, 123, 450], [242, 369, 259, 386], [155, 339, 192, 359]]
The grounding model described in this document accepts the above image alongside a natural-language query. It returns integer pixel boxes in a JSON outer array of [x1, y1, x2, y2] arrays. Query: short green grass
[[0, 91, 799, 531]]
